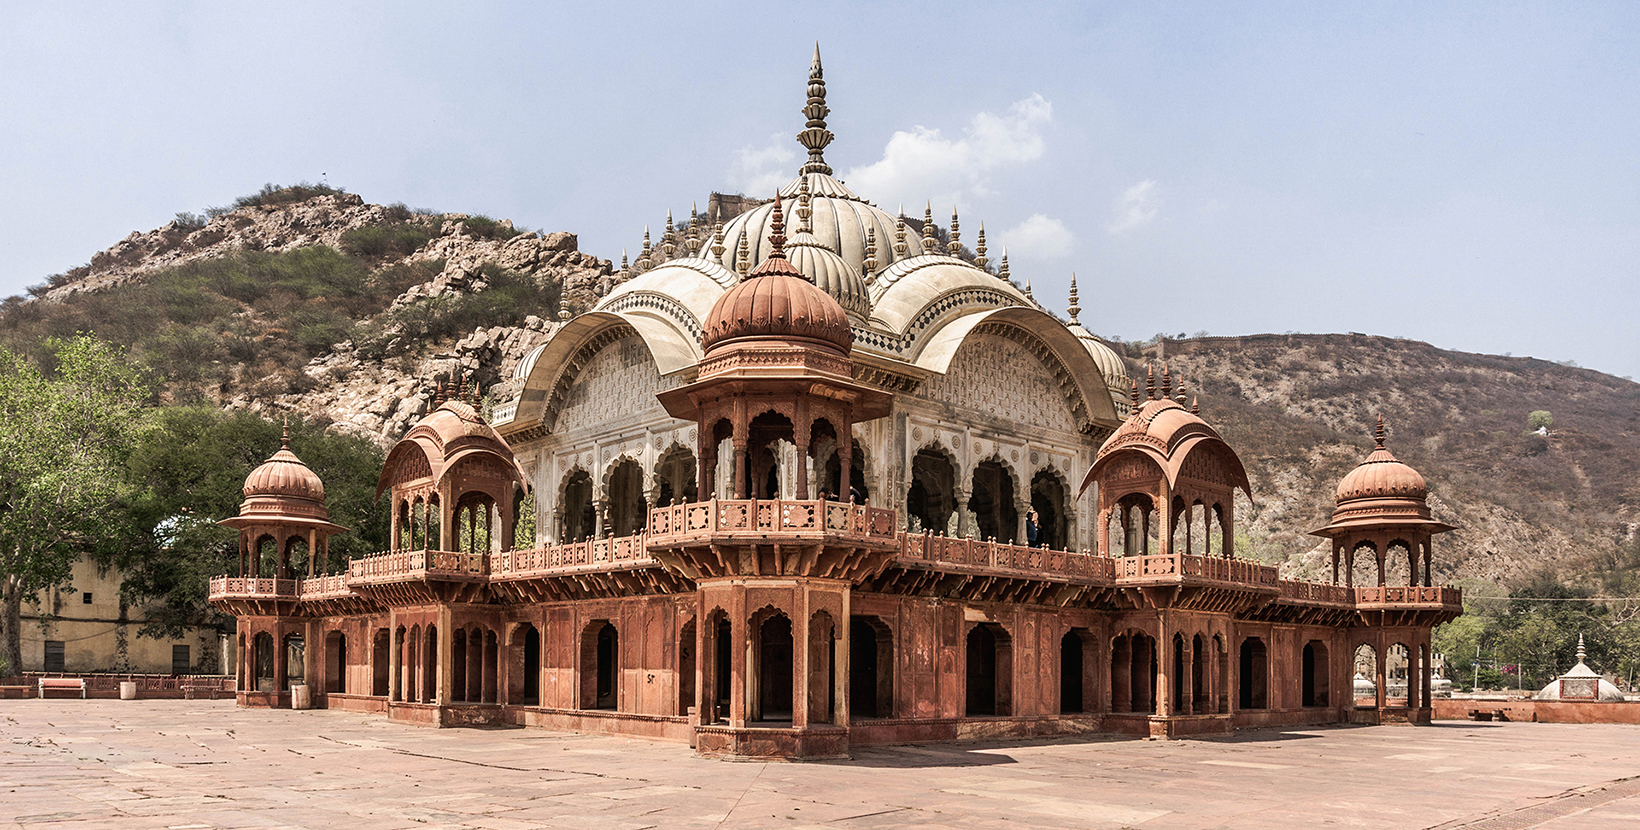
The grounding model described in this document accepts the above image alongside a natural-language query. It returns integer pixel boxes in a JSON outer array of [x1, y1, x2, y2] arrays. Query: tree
[[0, 336, 149, 674], [1528, 410, 1553, 432], [117, 407, 389, 639]]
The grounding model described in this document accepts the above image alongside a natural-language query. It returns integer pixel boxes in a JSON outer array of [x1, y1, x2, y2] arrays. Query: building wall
[[22, 554, 227, 675]]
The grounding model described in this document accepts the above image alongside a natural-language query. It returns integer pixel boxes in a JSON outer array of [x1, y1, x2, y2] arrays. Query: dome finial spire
[[1161, 363, 1172, 400], [766, 192, 787, 261], [922, 201, 937, 254], [1146, 363, 1156, 400], [947, 206, 962, 256], [1067, 272, 1081, 322], [864, 226, 878, 277], [281, 414, 290, 449], [797, 43, 834, 176], [999, 249, 1010, 282], [893, 206, 908, 259], [974, 223, 988, 268], [710, 220, 725, 259], [1374, 413, 1387, 449], [736, 231, 751, 276], [1577, 633, 1587, 663], [796, 175, 813, 234]]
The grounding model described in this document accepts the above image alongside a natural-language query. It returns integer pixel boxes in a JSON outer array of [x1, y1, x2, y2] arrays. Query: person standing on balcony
[[1026, 509, 1040, 548]]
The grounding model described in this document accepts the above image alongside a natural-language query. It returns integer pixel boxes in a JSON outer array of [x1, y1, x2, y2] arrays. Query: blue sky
[[3, 1, 1637, 379]]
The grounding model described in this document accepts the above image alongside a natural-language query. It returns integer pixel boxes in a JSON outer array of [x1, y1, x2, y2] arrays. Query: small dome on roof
[[786, 229, 870, 321], [701, 196, 854, 355], [1336, 419, 1429, 503], [243, 432, 325, 503]]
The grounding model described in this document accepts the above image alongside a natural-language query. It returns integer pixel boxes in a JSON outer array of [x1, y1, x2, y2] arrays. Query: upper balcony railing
[[296, 573, 354, 600], [1355, 585, 1463, 606], [1110, 552, 1280, 587], [491, 533, 654, 577], [895, 533, 1114, 581], [207, 576, 298, 599], [647, 499, 899, 544], [347, 549, 489, 581], [1279, 579, 1354, 604]]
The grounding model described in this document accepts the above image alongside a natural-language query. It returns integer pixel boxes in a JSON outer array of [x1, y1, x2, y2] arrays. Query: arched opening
[[393, 626, 408, 701], [965, 622, 1013, 716], [285, 537, 309, 579], [1388, 643, 1411, 706], [1238, 637, 1268, 710], [1350, 541, 1379, 588], [513, 488, 536, 549], [452, 630, 469, 702], [1353, 643, 1379, 705], [454, 492, 495, 554], [581, 621, 619, 710], [1215, 634, 1229, 713], [654, 445, 698, 507], [908, 447, 957, 534], [521, 624, 541, 706], [372, 629, 390, 697], [562, 470, 596, 542], [1031, 470, 1068, 549], [1191, 633, 1207, 714], [747, 411, 796, 500], [823, 444, 869, 504], [482, 629, 498, 704], [283, 633, 305, 689], [1171, 633, 1186, 713], [754, 612, 794, 721], [849, 616, 894, 719], [1131, 633, 1155, 713], [254, 632, 275, 692], [710, 612, 732, 723], [1386, 541, 1414, 587], [969, 459, 1019, 544], [807, 611, 836, 724], [1303, 640, 1330, 707], [464, 627, 483, 702], [423, 626, 437, 704], [677, 619, 696, 716], [256, 535, 278, 579], [1114, 495, 1156, 556], [1060, 629, 1094, 713], [607, 458, 647, 537], [324, 631, 345, 694]]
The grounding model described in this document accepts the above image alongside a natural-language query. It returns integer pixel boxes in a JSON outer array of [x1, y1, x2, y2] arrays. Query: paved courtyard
[[4, 701, 1640, 829]]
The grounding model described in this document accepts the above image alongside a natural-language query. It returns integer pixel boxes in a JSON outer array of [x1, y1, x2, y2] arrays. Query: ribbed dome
[[1068, 322, 1133, 408], [715, 173, 906, 281], [1336, 423, 1428, 503], [785, 231, 870, 320], [701, 196, 853, 355], [243, 442, 325, 503]]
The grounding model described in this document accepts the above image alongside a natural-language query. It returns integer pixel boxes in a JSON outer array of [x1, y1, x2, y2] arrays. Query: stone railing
[[491, 533, 654, 576], [207, 576, 298, 598], [647, 499, 899, 543], [347, 549, 489, 580], [1112, 552, 1279, 586], [1355, 585, 1463, 605], [296, 573, 354, 600], [896, 534, 1113, 581], [1279, 580, 1354, 604]]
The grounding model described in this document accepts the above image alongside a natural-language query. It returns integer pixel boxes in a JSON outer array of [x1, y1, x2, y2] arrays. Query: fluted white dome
[[715, 173, 907, 280]]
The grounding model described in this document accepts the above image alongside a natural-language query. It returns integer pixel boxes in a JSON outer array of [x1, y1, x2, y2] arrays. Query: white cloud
[[725, 133, 796, 196], [1107, 179, 1159, 234], [994, 213, 1075, 261], [843, 94, 1053, 207]]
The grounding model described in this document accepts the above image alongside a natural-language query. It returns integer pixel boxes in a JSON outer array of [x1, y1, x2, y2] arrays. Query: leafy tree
[[117, 407, 389, 639], [0, 336, 149, 674], [1528, 410, 1553, 431]]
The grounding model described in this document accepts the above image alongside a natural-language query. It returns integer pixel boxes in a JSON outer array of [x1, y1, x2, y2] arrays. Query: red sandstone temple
[[209, 51, 1463, 760]]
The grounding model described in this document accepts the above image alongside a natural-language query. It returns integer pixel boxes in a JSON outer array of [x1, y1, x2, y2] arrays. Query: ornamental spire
[[797, 43, 834, 176], [999, 250, 1010, 282], [1161, 364, 1172, 400], [1067, 272, 1081, 322], [893, 207, 908, 259], [736, 231, 750, 276], [1191, 396, 1200, 415], [1130, 380, 1141, 408], [1174, 375, 1189, 405], [1146, 363, 1156, 400], [1374, 413, 1387, 449], [710, 220, 725, 260], [557, 290, 571, 321], [922, 201, 937, 254], [796, 175, 813, 234], [1023, 273, 1033, 302], [686, 204, 702, 255], [864, 227, 878, 277], [661, 211, 677, 260], [1577, 633, 1587, 663], [974, 223, 988, 268], [947, 207, 962, 256], [281, 414, 290, 449], [618, 250, 629, 280]]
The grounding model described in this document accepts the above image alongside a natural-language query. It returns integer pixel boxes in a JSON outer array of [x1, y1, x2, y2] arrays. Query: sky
[[3, 1, 1637, 379]]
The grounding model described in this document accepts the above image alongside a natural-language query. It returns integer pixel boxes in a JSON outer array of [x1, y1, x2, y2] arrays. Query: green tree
[[1527, 410, 1553, 431], [0, 336, 149, 674], [117, 407, 390, 639]]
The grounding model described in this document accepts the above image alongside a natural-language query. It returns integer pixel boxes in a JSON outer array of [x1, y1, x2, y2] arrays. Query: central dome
[[1336, 421, 1428, 503], [244, 436, 325, 503], [701, 195, 853, 355]]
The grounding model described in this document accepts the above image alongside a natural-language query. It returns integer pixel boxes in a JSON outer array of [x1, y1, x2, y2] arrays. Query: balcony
[[647, 499, 899, 548], [895, 534, 1113, 582], [208, 576, 298, 600], [1112, 552, 1279, 587], [491, 534, 657, 578], [346, 549, 489, 583]]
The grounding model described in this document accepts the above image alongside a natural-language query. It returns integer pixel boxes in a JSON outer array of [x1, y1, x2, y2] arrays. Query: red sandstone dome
[[243, 439, 325, 503], [700, 195, 853, 356], [1335, 441, 1428, 502]]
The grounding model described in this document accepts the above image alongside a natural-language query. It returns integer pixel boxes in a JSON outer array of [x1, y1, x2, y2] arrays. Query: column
[[1015, 499, 1028, 546], [1374, 641, 1387, 711], [732, 441, 748, 500], [794, 432, 810, 500], [954, 488, 969, 537], [1180, 639, 1194, 715]]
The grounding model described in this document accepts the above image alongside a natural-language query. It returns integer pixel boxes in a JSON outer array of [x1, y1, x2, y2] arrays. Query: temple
[[209, 48, 1463, 758]]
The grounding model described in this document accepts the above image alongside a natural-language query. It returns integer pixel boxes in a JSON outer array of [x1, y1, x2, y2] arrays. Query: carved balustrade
[[296, 573, 354, 600], [207, 576, 298, 600], [491, 533, 657, 577], [1355, 585, 1463, 606], [347, 549, 490, 581], [893, 533, 1113, 581], [1278, 580, 1354, 604], [646, 499, 899, 545], [1110, 552, 1279, 586]]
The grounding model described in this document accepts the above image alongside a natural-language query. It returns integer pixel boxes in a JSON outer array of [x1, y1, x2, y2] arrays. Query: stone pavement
[[4, 701, 1640, 829]]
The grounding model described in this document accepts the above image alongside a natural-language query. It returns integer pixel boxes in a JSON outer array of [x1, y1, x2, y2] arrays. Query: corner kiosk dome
[[1313, 416, 1456, 536], [235, 427, 332, 524], [700, 194, 854, 356]]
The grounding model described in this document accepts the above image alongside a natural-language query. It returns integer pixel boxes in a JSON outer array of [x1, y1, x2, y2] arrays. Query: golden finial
[[797, 43, 834, 176], [1067, 272, 1080, 322]]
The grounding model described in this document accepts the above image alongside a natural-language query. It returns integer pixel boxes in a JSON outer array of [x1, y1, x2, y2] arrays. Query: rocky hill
[[9, 187, 1635, 589]]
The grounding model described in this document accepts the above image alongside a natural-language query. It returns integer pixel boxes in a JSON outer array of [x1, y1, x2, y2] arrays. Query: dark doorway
[[678, 619, 696, 716], [372, 629, 390, 696], [1239, 637, 1268, 709], [596, 624, 618, 709], [965, 623, 1012, 716], [969, 460, 1019, 543], [849, 617, 894, 718], [757, 615, 793, 721], [1060, 631, 1085, 713], [714, 616, 732, 722], [522, 625, 541, 706]]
